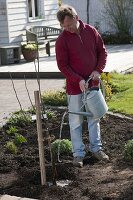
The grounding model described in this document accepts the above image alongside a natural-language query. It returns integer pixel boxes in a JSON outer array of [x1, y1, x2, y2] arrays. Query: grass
[[108, 73, 133, 115]]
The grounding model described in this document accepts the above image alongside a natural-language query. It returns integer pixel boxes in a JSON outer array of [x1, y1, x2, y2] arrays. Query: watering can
[[69, 77, 108, 119]]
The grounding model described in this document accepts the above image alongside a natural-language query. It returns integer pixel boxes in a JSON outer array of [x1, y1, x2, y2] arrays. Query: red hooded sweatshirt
[[56, 20, 107, 95]]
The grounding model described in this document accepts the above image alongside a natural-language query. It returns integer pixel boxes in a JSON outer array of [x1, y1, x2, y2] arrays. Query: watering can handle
[[86, 76, 92, 84], [85, 76, 106, 98]]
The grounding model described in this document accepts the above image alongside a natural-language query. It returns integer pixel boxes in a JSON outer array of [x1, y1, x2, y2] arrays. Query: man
[[55, 5, 109, 167]]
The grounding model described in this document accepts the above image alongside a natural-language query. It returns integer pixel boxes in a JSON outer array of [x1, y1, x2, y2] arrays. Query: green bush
[[51, 139, 72, 155], [101, 72, 112, 100], [6, 126, 18, 135], [42, 90, 67, 106], [7, 111, 32, 127], [5, 141, 18, 154], [102, 32, 133, 45], [14, 133, 27, 145], [124, 140, 133, 161], [46, 110, 56, 119]]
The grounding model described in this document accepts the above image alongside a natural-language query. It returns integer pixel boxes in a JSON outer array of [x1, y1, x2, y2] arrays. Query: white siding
[[0, 0, 9, 45], [62, 0, 87, 22], [43, 0, 59, 27], [89, 0, 112, 33], [7, 0, 27, 45], [0, 0, 60, 46]]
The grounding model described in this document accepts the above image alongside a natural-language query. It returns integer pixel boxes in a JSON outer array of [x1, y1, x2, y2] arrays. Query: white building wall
[[0, 0, 9, 45], [0, 0, 59, 46], [62, 0, 87, 22], [7, 0, 28, 44], [43, 0, 59, 27], [89, 0, 112, 33]]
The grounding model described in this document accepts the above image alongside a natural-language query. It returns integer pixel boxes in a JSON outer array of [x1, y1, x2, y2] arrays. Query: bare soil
[[0, 108, 133, 200]]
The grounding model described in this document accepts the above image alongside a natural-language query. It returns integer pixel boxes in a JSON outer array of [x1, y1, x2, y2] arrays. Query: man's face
[[61, 15, 78, 33]]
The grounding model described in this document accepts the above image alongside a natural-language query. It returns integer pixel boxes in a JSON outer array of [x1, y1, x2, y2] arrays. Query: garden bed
[[0, 107, 133, 200]]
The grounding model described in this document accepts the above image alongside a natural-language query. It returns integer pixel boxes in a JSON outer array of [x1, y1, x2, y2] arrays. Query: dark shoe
[[93, 150, 109, 161], [73, 156, 83, 167]]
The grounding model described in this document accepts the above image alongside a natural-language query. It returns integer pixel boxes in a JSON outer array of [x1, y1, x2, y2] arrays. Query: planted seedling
[[5, 141, 18, 154], [14, 133, 27, 145], [124, 140, 133, 161], [6, 126, 18, 135], [46, 110, 56, 119], [51, 139, 72, 155], [7, 111, 32, 127]]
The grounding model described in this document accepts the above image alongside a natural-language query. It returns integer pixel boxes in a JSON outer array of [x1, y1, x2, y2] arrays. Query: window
[[28, 0, 39, 19]]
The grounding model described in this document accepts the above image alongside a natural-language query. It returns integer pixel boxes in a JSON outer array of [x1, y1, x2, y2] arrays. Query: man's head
[[57, 5, 79, 33]]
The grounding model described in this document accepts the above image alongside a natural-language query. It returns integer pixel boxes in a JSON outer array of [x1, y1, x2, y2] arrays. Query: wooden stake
[[34, 91, 46, 185]]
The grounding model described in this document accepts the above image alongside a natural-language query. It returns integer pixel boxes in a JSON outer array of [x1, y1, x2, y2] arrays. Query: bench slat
[[26, 26, 62, 56]]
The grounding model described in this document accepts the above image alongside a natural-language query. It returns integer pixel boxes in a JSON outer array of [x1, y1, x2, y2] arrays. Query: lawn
[[108, 73, 133, 115]]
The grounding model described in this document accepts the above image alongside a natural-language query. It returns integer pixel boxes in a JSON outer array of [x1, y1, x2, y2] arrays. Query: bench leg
[[46, 41, 50, 56]]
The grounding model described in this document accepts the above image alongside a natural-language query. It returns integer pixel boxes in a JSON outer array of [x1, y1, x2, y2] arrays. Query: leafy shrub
[[124, 140, 133, 161], [102, 32, 133, 45], [6, 126, 18, 135], [51, 139, 72, 155], [14, 133, 27, 145], [28, 106, 36, 115], [46, 110, 56, 119], [5, 141, 18, 154], [7, 111, 32, 127], [42, 91, 67, 106], [101, 72, 112, 100]]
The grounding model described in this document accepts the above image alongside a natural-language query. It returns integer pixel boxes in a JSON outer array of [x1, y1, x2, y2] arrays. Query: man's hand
[[79, 79, 86, 92], [90, 71, 100, 80]]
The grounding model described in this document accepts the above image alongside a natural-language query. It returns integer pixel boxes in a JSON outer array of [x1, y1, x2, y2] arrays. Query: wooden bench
[[26, 26, 62, 56]]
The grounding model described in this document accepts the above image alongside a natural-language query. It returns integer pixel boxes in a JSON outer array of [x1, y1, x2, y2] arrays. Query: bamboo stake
[[34, 90, 46, 186]]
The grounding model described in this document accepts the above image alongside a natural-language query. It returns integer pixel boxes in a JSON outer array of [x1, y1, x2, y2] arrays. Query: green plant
[[5, 141, 18, 154], [21, 43, 38, 61], [28, 106, 36, 115], [46, 110, 56, 119], [51, 139, 72, 155], [21, 43, 38, 51], [101, 72, 112, 100], [124, 140, 133, 161], [14, 133, 27, 145], [42, 90, 67, 106], [108, 73, 133, 115], [102, 32, 133, 44], [7, 111, 32, 127], [6, 126, 18, 135]]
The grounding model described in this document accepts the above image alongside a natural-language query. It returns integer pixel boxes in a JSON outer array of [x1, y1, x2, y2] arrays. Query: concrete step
[[0, 195, 38, 200]]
